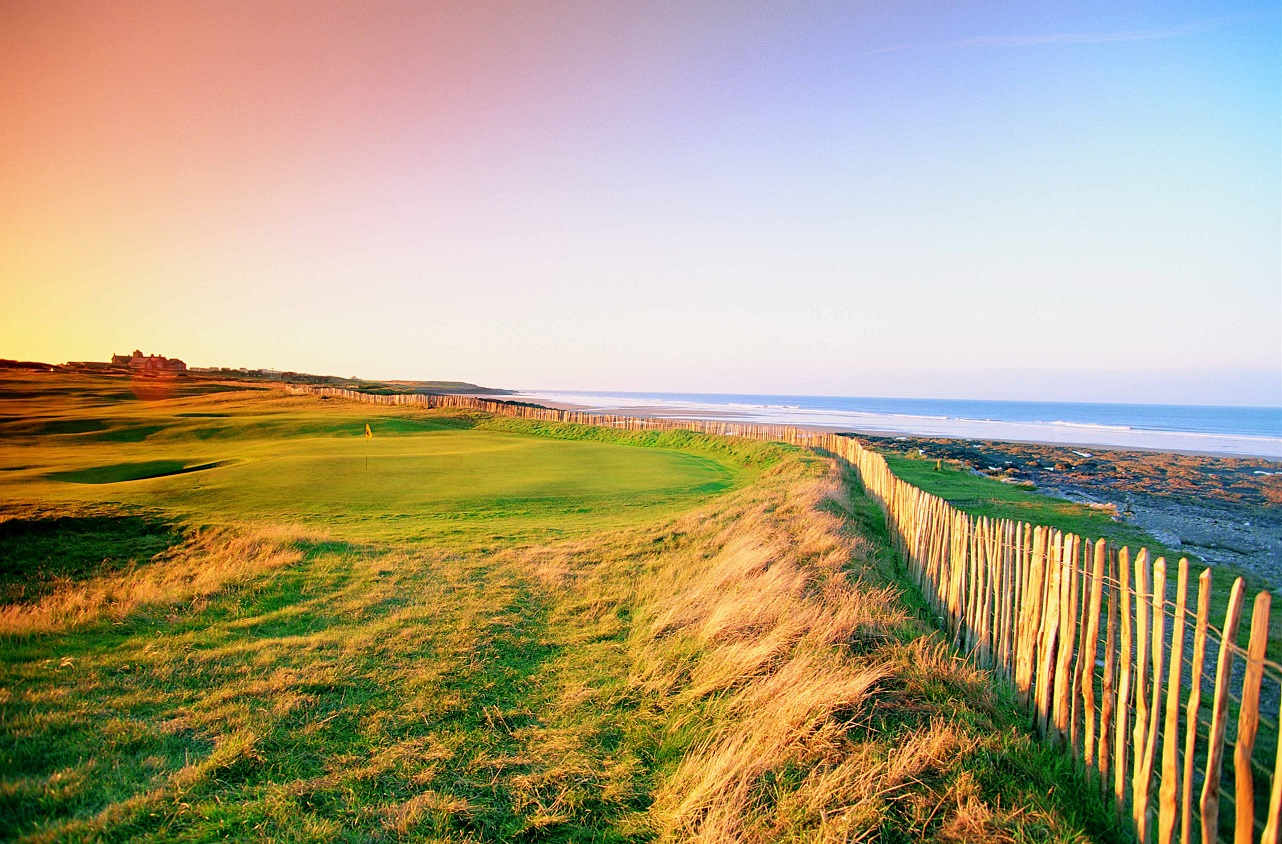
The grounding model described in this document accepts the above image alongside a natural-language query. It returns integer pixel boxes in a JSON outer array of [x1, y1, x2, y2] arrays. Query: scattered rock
[[859, 434, 1282, 591]]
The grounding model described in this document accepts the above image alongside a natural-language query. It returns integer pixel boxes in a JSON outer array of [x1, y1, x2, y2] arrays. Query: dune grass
[[0, 373, 1128, 841]]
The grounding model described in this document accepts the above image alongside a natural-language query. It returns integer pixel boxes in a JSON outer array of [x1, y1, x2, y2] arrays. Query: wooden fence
[[823, 432, 1282, 844], [286, 384, 1281, 842]]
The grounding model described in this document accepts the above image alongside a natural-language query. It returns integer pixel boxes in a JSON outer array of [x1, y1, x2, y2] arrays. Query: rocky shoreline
[[857, 435, 1282, 592]]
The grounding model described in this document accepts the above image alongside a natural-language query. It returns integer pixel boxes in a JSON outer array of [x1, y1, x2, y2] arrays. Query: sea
[[510, 391, 1282, 461]]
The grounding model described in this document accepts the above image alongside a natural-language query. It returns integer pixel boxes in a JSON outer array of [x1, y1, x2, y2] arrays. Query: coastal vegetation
[[882, 451, 1282, 656], [0, 371, 1127, 841], [882, 453, 1160, 552]]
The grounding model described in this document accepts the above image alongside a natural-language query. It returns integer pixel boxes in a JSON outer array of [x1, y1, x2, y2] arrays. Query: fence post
[[1263, 681, 1282, 844], [1201, 577, 1246, 844], [1101, 545, 1119, 799], [1016, 526, 1046, 708], [1068, 534, 1087, 756], [1000, 520, 1017, 679], [1182, 569, 1211, 844], [1054, 533, 1079, 746], [1133, 550, 1154, 834], [1158, 559, 1188, 844], [1234, 591, 1272, 844], [1116, 546, 1134, 822], [1083, 539, 1106, 783]]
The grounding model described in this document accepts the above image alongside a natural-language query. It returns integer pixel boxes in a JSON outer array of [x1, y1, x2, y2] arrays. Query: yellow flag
[[364, 424, 372, 439]]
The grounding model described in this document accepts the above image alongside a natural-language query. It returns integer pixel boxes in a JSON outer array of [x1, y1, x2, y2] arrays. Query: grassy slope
[[0, 374, 1126, 842]]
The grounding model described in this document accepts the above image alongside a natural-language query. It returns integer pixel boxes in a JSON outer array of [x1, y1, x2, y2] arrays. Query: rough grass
[[0, 513, 183, 603], [2, 455, 1126, 842], [630, 459, 1122, 843], [0, 525, 307, 636]]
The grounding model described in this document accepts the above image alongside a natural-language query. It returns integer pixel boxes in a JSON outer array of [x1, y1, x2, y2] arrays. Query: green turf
[[47, 460, 193, 484], [0, 373, 766, 545], [114, 432, 739, 542], [0, 372, 778, 841]]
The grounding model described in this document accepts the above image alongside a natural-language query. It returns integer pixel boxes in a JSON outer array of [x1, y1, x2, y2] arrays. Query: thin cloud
[[867, 12, 1272, 55]]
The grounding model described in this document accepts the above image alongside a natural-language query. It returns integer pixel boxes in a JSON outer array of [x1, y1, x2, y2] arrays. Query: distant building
[[110, 349, 187, 373]]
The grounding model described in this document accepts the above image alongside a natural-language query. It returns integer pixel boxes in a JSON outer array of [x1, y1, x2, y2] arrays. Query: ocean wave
[[1047, 420, 1134, 432]]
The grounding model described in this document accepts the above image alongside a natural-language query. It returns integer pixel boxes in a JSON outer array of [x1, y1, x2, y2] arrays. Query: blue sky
[[2, 1, 1278, 404]]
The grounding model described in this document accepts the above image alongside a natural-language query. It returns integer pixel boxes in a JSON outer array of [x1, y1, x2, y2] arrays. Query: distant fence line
[[286, 384, 1281, 843], [284, 385, 813, 439]]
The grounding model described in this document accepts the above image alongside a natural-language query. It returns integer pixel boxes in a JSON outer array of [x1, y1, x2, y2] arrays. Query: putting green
[[0, 376, 754, 543], [118, 432, 733, 532]]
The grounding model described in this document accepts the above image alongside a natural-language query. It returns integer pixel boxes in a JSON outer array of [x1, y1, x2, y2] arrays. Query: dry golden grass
[[0, 526, 307, 637], [384, 453, 1113, 841], [614, 458, 1106, 842]]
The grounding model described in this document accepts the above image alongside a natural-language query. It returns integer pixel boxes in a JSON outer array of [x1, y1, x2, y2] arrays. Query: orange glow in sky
[[2, 2, 1278, 404]]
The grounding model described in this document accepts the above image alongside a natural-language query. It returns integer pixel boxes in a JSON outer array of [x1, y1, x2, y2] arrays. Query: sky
[[2, 1, 1279, 405]]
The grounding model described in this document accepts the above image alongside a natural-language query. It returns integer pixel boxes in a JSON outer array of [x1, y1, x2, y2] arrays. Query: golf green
[[0, 377, 750, 542]]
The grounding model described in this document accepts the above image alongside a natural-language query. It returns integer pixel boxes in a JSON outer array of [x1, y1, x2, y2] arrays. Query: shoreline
[[503, 393, 1282, 462]]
